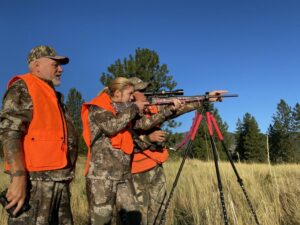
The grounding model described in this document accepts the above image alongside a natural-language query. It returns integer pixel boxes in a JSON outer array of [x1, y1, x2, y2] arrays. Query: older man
[[0, 45, 78, 225]]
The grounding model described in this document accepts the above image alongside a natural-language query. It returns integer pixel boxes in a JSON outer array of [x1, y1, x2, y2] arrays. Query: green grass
[[1, 157, 299, 225]]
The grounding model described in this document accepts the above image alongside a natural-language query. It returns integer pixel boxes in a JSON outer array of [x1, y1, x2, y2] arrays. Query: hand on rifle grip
[[148, 130, 167, 143], [208, 90, 228, 102], [134, 100, 149, 113], [170, 99, 185, 111]]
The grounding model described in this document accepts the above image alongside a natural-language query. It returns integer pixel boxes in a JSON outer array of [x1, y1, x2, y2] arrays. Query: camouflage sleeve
[[89, 104, 138, 137], [166, 101, 203, 120], [133, 106, 173, 130], [0, 79, 32, 173]]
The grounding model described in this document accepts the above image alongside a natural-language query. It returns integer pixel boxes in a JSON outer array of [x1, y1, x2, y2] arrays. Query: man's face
[[36, 58, 63, 86], [113, 86, 135, 103], [133, 91, 147, 102]]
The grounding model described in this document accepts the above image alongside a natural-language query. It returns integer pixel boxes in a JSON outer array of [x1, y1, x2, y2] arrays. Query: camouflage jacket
[[0, 78, 78, 181], [132, 101, 203, 151], [86, 102, 174, 180]]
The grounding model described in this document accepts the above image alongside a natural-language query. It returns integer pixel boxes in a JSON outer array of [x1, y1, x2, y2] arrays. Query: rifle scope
[[143, 89, 184, 97]]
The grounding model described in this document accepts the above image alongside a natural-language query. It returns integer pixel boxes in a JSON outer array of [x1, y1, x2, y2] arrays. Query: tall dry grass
[[0, 157, 299, 225]]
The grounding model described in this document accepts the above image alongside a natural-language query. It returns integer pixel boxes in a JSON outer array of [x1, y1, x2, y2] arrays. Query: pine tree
[[100, 48, 177, 91], [292, 103, 300, 132], [291, 103, 300, 161], [65, 88, 87, 154], [235, 118, 243, 161], [268, 100, 295, 163], [235, 113, 267, 162]]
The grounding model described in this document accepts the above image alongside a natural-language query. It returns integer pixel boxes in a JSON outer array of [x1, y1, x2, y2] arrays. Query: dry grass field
[[0, 157, 299, 225]]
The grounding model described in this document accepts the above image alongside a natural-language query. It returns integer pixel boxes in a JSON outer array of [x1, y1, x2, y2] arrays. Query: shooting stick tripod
[[154, 103, 260, 225]]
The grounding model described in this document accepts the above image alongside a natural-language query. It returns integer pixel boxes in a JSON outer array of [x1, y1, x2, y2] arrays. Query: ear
[[114, 89, 121, 98], [29, 60, 39, 72], [33, 60, 39, 68]]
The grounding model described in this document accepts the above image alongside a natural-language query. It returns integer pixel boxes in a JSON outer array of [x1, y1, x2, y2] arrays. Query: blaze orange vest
[[131, 105, 169, 174], [5, 73, 68, 172], [81, 92, 134, 175]]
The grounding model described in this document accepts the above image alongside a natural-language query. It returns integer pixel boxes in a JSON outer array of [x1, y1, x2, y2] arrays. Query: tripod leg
[[221, 141, 260, 225], [205, 111, 229, 225], [155, 113, 203, 225], [153, 192, 167, 225], [208, 135, 229, 225], [156, 140, 194, 225], [210, 114, 260, 225]]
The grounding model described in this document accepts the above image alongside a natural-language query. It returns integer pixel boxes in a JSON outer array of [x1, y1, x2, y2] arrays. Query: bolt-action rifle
[[143, 89, 238, 105]]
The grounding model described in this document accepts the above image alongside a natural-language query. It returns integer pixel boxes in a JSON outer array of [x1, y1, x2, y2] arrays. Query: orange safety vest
[[81, 92, 134, 175], [131, 105, 169, 174], [5, 73, 68, 172]]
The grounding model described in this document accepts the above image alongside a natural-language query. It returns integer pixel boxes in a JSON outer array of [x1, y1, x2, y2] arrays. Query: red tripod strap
[[206, 112, 213, 136], [210, 114, 224, 141], [176, 110, 224, 148], [191, 114, 202, 140], [176, 111, 200, 149]]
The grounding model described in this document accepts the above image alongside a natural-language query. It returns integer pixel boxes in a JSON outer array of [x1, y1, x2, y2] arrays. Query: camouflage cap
[[27, 45, 69, 65], [128, 77, 151, 91]]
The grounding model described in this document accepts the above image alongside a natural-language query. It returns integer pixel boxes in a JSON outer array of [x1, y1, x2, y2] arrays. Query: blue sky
[[0, 0, 299, 133]]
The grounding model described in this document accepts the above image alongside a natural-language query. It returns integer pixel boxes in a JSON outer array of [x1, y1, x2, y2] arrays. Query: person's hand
[[5, 175, 27, 216], [148, 130, 167, 143], [133, 91, 148, 102], [170, 99, 185, 111], [208, 90, 228, 102], [134, 100, 148, 113]]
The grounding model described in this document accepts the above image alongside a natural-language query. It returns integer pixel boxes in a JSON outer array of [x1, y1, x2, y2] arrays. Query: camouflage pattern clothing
[[132, 101, 203, 225], [133, 165, 166, 225], [86, 103, 140, 225], [86, 103, 138, 180], [8, 180, 73, 225], [0, 78, 78, 224], [86, 101, 175, 225]]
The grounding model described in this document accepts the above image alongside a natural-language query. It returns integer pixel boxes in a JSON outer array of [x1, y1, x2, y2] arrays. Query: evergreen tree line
[[42, 48, 300, 164], [233, 100, 300, 163], [181, 99, 300, 164]]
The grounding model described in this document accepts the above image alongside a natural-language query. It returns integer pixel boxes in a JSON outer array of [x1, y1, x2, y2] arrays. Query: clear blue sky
[[1, 0, 299, 134]]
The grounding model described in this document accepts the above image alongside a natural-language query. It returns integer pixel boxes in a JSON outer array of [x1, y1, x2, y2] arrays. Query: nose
[[58, 65, 63, 72], [130, 95, 135, 102]]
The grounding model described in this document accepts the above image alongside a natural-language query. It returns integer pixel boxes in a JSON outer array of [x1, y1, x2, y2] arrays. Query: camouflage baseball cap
[[128, 77, 151, 91], [27, 45, 69, 65]]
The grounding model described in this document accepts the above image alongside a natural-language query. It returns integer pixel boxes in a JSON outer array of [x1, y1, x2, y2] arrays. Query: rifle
[[144, 90, 238, 105]]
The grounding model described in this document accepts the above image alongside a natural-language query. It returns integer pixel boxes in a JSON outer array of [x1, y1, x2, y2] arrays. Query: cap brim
[[47, 56, 69, 65], [135, 82, 151, 91]]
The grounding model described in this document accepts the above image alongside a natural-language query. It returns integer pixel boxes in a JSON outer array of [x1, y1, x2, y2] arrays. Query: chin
[[53, 81, 61, 86], [52, 78, 61, 86]]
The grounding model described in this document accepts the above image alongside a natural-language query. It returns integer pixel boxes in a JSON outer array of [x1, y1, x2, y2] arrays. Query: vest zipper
[[57, 100, 67, 150]]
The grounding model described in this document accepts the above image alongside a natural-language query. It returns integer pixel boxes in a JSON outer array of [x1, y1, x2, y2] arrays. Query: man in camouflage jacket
[[129, 77, 221, 225], [0, 45, 78, 225]]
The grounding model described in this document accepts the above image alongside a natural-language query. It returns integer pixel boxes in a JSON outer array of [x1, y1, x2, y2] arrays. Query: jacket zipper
[[57, 99, 67, 150]]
